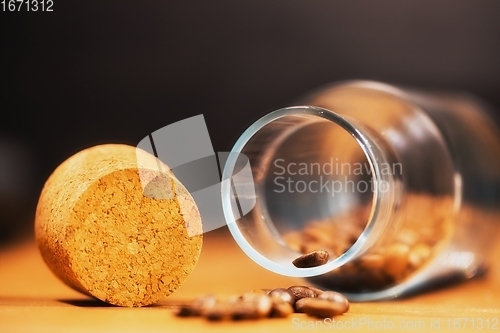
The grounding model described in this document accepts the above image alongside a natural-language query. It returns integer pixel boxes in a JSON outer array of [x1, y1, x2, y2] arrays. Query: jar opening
[[222, 106, 390, 277]]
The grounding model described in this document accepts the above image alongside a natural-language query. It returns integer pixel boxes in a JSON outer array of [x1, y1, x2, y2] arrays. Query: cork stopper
[[35, 144, 203, 307]]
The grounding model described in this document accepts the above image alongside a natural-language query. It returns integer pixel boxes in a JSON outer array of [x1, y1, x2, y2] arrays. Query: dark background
[[1, 0, 500, 244]]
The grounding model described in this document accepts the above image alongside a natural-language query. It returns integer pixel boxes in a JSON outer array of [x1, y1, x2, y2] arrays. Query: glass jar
[[221, 80, 500, 301]]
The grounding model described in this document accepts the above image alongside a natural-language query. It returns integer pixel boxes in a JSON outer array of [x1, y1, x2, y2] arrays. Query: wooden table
[[1, 228, 499, 333]]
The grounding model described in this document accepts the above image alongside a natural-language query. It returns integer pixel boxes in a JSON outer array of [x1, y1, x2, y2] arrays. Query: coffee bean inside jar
[[283, 194, 449, 293]]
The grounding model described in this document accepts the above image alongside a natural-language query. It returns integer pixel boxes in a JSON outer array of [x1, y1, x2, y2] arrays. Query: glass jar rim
[[221, 105, 394, 278]]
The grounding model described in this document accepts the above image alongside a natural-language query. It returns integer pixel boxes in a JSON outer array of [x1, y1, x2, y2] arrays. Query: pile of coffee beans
[[283, 216, 366, 259], [283, 206, 442, 292], [175, 285, 349, 320]]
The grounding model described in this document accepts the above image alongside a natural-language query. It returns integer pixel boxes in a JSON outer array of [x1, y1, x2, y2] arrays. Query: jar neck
[[222, 106, 400, 277]]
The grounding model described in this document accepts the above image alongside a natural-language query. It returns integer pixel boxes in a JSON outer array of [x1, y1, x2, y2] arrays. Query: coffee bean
[[270, 298, 294, 318], [232, 293, 272, 320], [408, 243, 431, 268], [292, 250, 329, 268], [296, 298, 346, 318], [232, 301, 258, 320], [318, 291, 350, 313], [358, 254, 385, 270], [205, 301, 231, 321], [287, 285, 318, 300], [268, 288, 295, 305], [193, 294, 217, 313], [384, 243, 410, 279], [413, 243, 431, 258], [281, 198, 447, 292], [252, 294, 273, 318], [396, 229, 419, 246], [294, 298, 309, 313], [176, 305, 196, 317]]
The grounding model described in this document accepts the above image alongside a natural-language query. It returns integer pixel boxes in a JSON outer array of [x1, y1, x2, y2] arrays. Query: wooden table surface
[[1, 228, 499, 333]]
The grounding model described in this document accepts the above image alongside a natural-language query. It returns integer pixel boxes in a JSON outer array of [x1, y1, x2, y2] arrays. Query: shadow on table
[[58, 298, 188, 308], [58, 299, 115, 307]]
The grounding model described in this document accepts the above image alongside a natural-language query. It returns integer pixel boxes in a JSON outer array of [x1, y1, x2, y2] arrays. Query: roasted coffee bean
[[296, 298, 346, 318], [232, 301, 258, 320], [268, 288, 295, 305], [176, 305, 196, 317], [193, 294, 217, 314], [294, 298, 309, 313], [281, 198, 448, 292], [384, 243, 410, 279], [232, 293, 273, 320], [205, 301, 231, 321], [408, 243, 431, 268], [270, 298, 294, 318], [292, 250, 330, 268], [358, 254, 385, 270], [318, 291, 350, 313], [251, 294, 273, 318], [396, 229, 419, 246], [287, 285, 318, 300]]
